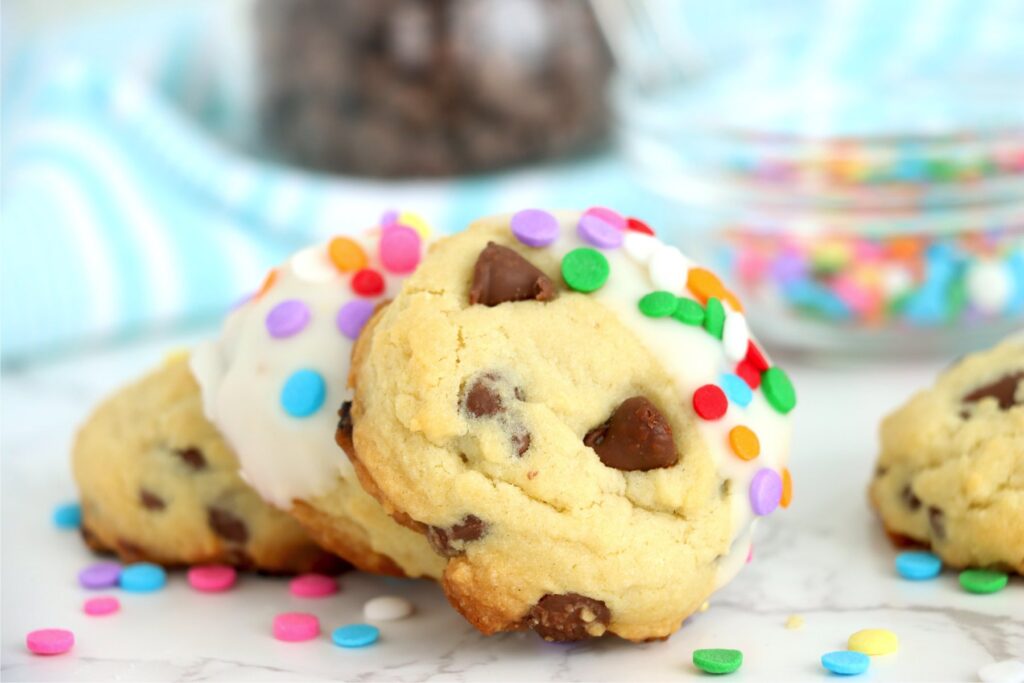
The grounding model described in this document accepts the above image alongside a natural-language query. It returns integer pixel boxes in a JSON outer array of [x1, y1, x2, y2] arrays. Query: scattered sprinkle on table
[[187, 565, 237, 593], [83, 596, 120, 616], [26, 629, 74, 656], [52, 502, 81, 529], [821, 650, 870, 676], [289, 573, 338, 598], [978, 659, 1024, 683], [959, 568, 1009, 594], [895, 551, 942, 580], [785, 614, 804, 630], [363, 596, 414, 622], [692, 648, 743, 675], [78, 561, 122, 590], [119, 563, 166, 593], [332, 624, 380, 648], [848, 628, 898, 656], [273, 612, 320, 642]]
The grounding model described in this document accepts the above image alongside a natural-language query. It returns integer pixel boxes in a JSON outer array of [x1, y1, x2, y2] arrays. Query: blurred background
[[3, 0, 1023, 363]]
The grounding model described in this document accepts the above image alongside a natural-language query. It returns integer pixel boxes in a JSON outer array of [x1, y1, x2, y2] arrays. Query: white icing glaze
[[191, 230, 413, 508]]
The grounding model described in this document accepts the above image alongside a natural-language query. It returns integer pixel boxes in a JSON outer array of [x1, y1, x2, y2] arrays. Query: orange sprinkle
[[686, 267, 726, 304], [256, 268, 278, 300], [887, 236, 921, 261], [721, 288, 745, 313], [328, 237, 368, 273], [728, 426, 760, 461], [780, 467, 793, 508]]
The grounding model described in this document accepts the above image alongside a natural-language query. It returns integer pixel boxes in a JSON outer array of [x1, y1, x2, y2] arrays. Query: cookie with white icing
[[191, 216, 444, 579], [344, 209, 795, 641]]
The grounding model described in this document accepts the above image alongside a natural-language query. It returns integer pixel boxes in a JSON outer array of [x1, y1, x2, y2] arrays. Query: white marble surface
[[2, 331, 1022, 682]]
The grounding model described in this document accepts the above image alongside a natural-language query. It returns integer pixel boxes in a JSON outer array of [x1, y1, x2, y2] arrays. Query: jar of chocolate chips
[[255, 0, 613, 177]]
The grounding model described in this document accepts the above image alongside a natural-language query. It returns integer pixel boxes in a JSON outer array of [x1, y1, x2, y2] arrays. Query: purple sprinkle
[[337, 300, 376, 340], [380, 210, 399, 227], [577, 208, 625, 249], [266, 300, 311, 338], [510, 209, 559, 247], [79, 562, 122, 589], [749, 468, 783, 516]]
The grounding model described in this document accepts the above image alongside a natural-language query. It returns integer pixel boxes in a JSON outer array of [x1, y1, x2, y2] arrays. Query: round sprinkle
[[978, 659, 1024, 683], [692, 648, 743, 675], [337, 300, 376, 340], [638, 291, 678, 318], [966, 259, 1013, 315], [83, 596, 120, 616], [577, 207, 626, 249], [895, 551, 942, 580], [728, 426, 760, 461], [53, 502, 81, 529], [687, 267, 727, 304], [379, 225, 422, 274], [735, 359, 761, 389], [722, 312, 749, 362], [120, 563, 166, 593], [761, 367, 797, 414], [511, 209, 559, 247], [749, 468, 783, 516], [821, 650, 870, 676], [256, 268, 278, 300], [289, 573, 338, 598], [780, 467, 793, 508], [959, 568, 1009, 594], [746, 341, 770, 371], [351, 268, 385, 297], [397, 211, 432, 239], [328, 237, 368, 273], [848, 628, 898, 656], [704, 297, 725, 339], [187, 565, 237, 593], [626, 217, 654, 235], [332, 623, 380, 648], [78, 562, 122, 590], [622, 231, 659, 264], [561, 248, 609, 293], [381, 210, 399, 226], [649, 246, 689, 292], [280, 369, 326, 418], [273, 612, 320, 642], [719, 373, 753, 407], [673, 298, 705, 326], [265, 300, 311, 338], [26, 629, 74, 656], [291, 246, 338, 283], [693, 385, 728, 420], [363, 595, 414, 622]]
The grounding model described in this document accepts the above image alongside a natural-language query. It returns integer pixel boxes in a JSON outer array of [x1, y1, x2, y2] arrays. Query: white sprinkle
[[290, 245, 338, 283], [363, 595, 414, 622], [722, 312, 749, 361], [979, 660, 1024, 683], [649, 246, 690, 293], [966, 259, 1013, 315], [622, 231, 660, 265], [881, 265, 913, 297]]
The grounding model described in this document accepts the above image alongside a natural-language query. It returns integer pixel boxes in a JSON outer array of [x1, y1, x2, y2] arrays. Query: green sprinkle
[[704, 297, 725, 339], [762, 367, 796, 414], [945, 278, 967, 320], [693, 648, 743, 675], [638, 291, 677, 318], [959, 569, 1008, 594], [673, 298, 705, 326], [561, 248, 609, 293]]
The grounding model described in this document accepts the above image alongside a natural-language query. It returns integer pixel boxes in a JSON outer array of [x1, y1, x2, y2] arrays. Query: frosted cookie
[[870, 337, 1024, 573], [344, 209, 795, 641], [73, 353, 343, 574], [191, 216, 444, 579]]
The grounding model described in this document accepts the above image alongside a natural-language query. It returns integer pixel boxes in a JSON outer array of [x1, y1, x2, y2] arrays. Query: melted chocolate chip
[[962, 372, 1024, 411], [928, 506, 946, 540], [336, 401, 355, 454], [511, 428, 532, 456], [469, 242, 555, 306], [425, 514, 487, 557], [901, 484, 922, 511], [207, 507, 249, 543], [464, 375, 504, 417], [139, 489, 166, 511], [526, 593, 611, 641], [174, 447, 206, 470], [584, 396, 679, 471]]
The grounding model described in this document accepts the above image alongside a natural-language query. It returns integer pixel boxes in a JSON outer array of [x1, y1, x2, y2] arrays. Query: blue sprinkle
[[895, 551, 942, 580], [902, 286, 948, 326], [783, 279, 851, 320], [821, 650, 870, 676], [281, 369, 326, 418], [53, 502, 81, 529], [120, 563, 167, 593], [332, 624, 380, 648], [720, 373, 753, 408]]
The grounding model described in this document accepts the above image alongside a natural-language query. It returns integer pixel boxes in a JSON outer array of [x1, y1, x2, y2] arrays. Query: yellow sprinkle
[[398, 211, 432, 239], [163, 348, 190, 365], [848, 628, 898, 656], [699, 602, 710, 613], [785, 614, 805, 630]]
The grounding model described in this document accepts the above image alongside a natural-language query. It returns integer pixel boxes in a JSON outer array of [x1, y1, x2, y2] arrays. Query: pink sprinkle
[[832, 275, 877, 317], [746, 546, 754, 564], [188, 565, 237, 593], [289, 573, 338, 598], [273, 612, 320, 642], [84, 596, 120, 616], [26, 629, 74, 655], [379, 225, 421, 274]]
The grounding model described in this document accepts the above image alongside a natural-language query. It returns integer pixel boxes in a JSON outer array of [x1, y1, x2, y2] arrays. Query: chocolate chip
[[310, 552, 351, 576], [526, 593, 611, 641], [464, 375, 504, 417], [901, 484, 922, 511], [425, 514, 487, 557], [207, 507, 249, 544], [928, 506, 946, 540], [174, 447, 206, 470], [511, 428, 531, 456], [875, 465, 888, 477], [336, 400, 355, 454], [117, 538, 146, 560], [962, 372, 1024, 410], [139, 489, 166, 511], [469, 242, 555, 307], [583, 396, 679, 471]]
